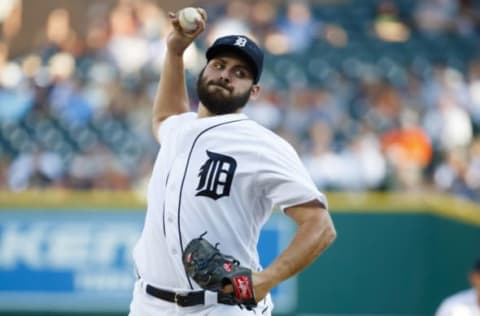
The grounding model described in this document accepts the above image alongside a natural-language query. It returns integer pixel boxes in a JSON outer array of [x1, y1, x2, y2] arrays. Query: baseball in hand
[[178, 7, 202, 32]]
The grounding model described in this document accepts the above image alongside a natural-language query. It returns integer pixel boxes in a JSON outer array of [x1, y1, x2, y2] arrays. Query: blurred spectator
[[433, 148, 476, 200], [0, 0, 22, 40], [7, 145, 64, 191], [245, 88, 283, 131], [381, 109, 432, 190], [282, 88, 315, 140], [310, 88, 343, 127], [207, 0, 252, 42], [364, 82, 403, 132], [107, 2, 149, 75], [135, 1, 170, 72], [423, 93, 473, 151], [39, 8, 82, 61], [303, 120, 340, 189], [340, 130, 387, 190], [276, 0, 321, 53], [374, 0, 410, 42], [303, 121, 386, 190], [67, 143, 128, 190], [453, 0, 480, 37], [414, 0, 458, 34], [250, 0, 278, 45], [0, 42, 34, 122]]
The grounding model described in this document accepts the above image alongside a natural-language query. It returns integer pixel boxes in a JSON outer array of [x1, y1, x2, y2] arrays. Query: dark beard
[[196, 70, 252, 115]]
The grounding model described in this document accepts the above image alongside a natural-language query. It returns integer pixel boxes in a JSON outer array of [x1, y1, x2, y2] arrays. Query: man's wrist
[[254, 270, 276, 290]]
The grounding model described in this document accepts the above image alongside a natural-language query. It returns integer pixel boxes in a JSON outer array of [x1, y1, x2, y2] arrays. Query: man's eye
[[214, 63, 223, 69], [235, 70, 246, 78]]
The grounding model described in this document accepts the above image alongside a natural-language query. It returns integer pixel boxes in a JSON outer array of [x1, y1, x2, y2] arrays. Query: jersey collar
[[196, 112, 248, 124]]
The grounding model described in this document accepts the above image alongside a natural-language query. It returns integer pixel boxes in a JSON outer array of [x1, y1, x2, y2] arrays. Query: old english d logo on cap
[[234, 37, 248, 47]]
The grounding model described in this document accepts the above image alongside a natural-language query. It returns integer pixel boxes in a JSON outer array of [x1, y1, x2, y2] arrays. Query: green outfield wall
[[0, 191, 479, 316], [297, 212, 480, 315]]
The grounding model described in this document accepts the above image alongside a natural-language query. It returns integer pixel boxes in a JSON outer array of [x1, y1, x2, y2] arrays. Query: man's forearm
[[152, 50, 190, 133], [254, 208, 336, 298], [268, 210, 334, 282]]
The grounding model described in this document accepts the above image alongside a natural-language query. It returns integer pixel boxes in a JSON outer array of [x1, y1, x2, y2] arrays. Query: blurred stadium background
[[0, 0, 479, 315]]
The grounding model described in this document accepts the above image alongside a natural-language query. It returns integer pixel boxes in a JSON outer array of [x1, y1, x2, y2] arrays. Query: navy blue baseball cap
[[206, 35, 264, 84]]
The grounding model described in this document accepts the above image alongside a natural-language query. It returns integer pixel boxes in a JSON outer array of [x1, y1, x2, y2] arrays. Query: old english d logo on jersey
[[196, 151, 237, 200]]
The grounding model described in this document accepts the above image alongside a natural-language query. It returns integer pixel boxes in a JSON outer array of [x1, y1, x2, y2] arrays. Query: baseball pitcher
[[128, 7, 336, 316]]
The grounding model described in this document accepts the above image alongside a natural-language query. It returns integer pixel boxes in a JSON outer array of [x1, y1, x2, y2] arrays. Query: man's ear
[[249, 85, 261, 100]]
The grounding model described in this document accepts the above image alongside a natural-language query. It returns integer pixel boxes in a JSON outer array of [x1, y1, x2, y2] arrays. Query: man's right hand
[[167, 8, 207, 56]]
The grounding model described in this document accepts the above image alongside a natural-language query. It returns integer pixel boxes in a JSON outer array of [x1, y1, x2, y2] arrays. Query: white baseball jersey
[[435, 289, 480, 316], [133, 111, 327, 291]]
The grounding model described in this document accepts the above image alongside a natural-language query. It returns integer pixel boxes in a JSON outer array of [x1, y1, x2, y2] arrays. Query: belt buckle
[[174, 292, 189, 306]]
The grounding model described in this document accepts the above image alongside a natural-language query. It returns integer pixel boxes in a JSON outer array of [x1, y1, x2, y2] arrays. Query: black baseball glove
[[182, 233, 257, 309]]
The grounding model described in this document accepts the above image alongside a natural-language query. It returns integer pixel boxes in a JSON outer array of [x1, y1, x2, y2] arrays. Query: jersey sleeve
[[255, 137, 328, 212], [157, 112, 196, 144]]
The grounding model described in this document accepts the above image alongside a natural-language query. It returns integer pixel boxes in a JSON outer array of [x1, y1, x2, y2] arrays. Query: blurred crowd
[[0, 0, 480, 201]]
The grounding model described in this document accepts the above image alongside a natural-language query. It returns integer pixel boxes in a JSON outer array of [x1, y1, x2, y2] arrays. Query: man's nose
[[219, 69, 231, 82]]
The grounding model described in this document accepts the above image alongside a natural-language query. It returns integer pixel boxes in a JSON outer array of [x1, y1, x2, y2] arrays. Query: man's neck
[[196, 104, 242, 118], [197, 104, 213, 118]]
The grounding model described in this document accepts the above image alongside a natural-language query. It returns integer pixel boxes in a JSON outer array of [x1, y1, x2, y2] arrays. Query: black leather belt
[[146, 284, 205, 307]]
